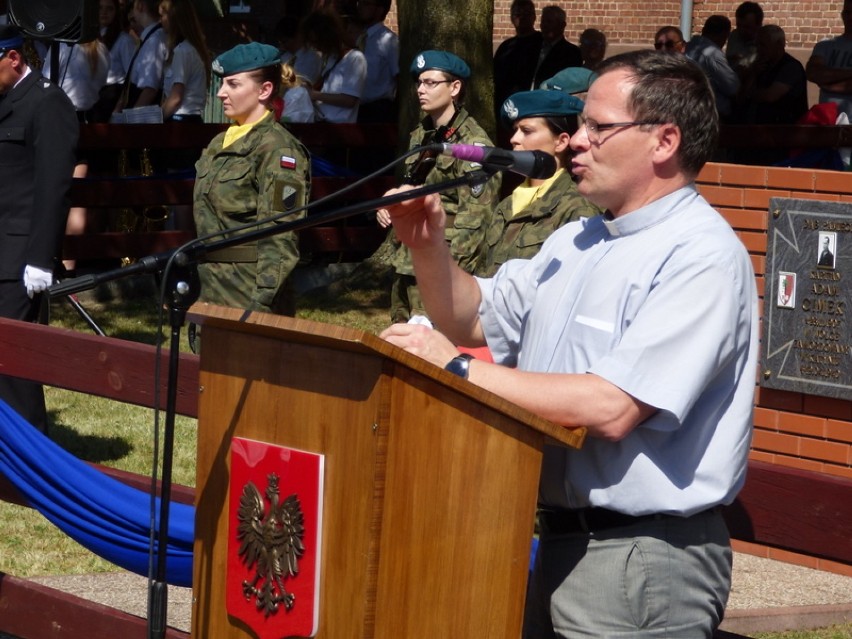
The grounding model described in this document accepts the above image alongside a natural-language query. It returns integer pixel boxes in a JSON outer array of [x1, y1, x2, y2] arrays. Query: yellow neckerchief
[[511, 167, 565, 217], [222, 110, 271, 149]]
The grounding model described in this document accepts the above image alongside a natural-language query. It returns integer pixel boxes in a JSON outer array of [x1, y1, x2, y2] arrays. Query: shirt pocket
[[0, 127, 27, 167]]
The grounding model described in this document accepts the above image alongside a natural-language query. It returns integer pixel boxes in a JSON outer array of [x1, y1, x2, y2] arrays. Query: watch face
[[445, 354, 472, 378]]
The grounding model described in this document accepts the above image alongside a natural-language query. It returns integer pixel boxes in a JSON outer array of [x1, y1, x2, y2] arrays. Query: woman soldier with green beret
[[475, 89, 601, 277], [193, 43, 310, 317], [377, 50, 501, 324]]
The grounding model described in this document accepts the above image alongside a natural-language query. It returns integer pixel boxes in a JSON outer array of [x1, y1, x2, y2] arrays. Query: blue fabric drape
[[0, 400, 194, 586]]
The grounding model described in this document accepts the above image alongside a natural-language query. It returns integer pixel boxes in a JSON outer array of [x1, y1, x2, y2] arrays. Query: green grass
[[0, 271, 391, 578]]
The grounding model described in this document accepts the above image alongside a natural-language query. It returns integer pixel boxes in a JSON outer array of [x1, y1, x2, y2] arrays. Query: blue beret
[[410, 50, 470, 79], [501, 90, 584, 128], [212, 42, 281, 77], [0, 25, 24, 50], [539, 67, 597, 94]]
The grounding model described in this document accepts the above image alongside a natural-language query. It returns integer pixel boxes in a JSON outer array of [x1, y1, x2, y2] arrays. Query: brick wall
[[697, 163, 852, 483], [228, 2, 844, 55]]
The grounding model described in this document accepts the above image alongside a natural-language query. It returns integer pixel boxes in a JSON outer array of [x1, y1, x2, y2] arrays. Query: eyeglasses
[[579, 115, 661, 143], [415, 79, 452, 89], [654, 39, 682, 50]]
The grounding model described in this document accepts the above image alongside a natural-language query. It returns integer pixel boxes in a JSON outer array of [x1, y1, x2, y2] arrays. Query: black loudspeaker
[[8, 0, 99, 43]]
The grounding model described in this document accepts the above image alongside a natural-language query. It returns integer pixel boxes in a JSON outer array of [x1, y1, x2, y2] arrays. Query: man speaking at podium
[[381, 50, 758, 639]]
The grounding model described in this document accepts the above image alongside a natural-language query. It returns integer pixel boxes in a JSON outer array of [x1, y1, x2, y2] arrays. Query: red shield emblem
[[227, 437, 324, 637]]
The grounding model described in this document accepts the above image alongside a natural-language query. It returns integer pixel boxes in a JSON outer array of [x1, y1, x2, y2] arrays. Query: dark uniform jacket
[[533, 38, 583, 88], [0, 70, 78, 284]]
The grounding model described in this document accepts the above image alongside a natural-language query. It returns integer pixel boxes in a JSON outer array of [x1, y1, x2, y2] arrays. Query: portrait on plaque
[[777, 271, 796, 309], [817, 232, 837, 269]]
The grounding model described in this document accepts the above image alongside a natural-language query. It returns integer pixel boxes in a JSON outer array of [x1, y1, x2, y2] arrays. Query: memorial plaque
[[762, 197, 852, 399]]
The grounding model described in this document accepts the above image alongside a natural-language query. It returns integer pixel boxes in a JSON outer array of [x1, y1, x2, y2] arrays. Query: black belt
[[539, 507, 707, 535]]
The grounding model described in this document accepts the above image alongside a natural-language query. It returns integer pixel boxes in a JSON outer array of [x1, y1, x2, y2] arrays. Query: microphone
[[439, 144, 557, 179]]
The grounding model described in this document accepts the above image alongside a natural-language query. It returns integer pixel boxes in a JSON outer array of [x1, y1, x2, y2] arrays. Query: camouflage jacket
[[193, 115, 311, 314], [475, 169, 601, 278], [392, 107, 501, 276]]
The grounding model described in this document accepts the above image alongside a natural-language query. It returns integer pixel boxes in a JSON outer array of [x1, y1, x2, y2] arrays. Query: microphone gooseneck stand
[[48, 167, 494, 639]]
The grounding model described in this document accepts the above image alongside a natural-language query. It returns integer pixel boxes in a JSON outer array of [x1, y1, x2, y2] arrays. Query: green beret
[[410, 50, 470, 79], [501, 90, 584, 129], [212, 42, 281, 77], [539, 67, 598, 94]]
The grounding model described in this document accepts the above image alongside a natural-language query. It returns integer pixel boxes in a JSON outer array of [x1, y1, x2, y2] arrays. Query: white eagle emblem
[[416, 54, 426, 69], [503, 99, 519, 121]]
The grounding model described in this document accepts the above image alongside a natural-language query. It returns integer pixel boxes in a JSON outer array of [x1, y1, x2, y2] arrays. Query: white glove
[[24, 265, 53, 299]]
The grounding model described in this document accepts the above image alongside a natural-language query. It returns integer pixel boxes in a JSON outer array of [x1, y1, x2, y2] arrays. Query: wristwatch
[[444, 353, 474, 379]]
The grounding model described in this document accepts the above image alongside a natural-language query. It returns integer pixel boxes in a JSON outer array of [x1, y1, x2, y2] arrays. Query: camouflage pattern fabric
[[193, 115, 310, 315], [475, 169, 602, 278], [390, 107, 501, 322]]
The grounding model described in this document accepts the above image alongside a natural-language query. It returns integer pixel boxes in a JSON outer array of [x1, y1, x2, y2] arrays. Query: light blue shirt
[[478, 186, 758, 515]]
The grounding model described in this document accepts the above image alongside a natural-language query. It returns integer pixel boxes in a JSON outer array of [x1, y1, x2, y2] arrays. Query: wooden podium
[[188, 304, 585, 639]]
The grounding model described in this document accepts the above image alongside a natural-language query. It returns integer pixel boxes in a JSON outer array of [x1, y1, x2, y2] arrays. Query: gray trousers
[[523, 508, 732, 638]]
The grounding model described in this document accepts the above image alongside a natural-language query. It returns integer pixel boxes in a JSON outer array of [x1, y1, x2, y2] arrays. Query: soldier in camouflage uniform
[[377, 50, 501, 323], [476, 90, 601, 277], [193, 43, 310, 316]]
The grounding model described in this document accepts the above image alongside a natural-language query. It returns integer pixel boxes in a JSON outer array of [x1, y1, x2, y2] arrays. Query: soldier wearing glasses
[[380, 50, 758, 638], [377, 50, 500, 323]]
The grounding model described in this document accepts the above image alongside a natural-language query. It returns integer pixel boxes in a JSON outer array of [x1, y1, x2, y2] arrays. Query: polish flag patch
[[280, 155, 297, 170]]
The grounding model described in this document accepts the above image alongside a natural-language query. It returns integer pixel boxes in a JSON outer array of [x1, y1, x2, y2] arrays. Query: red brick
[[748, 450, 775, 464], [765, 166, 816, 191], [750, 254, 765, 277], [753, 406, 779, 429], [719, 207, 768, 231], [755, 275, 765, 299], [777, 411, 826, 437], [743, 188, 792, 209], [735, 230, 767, 253], [769, 547, 820, 569], [731, 539, 770, 558], [803, 395, 852, 421], [752, 429, 800, 456], [814, 558, 852, 578], [814, 170, 852, 193], [799, 437, 849, 465], [825, 419, 852, 444], [719, 164, 767, 187], [822, 463, 852, 481], [697, 185, 744, 208], [696, 163, 721, 184]]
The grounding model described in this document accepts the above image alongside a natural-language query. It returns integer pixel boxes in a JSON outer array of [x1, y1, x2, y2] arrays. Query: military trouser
[[389, 274, 428, 324]]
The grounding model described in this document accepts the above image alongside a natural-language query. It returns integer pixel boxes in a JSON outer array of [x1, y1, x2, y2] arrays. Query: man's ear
[[653, 122, 681, 164]]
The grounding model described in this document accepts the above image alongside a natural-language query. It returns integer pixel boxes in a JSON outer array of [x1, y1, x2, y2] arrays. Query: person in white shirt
[[42, 41, 110, 116], [301, 9, 367, 123], [88, 0, 137, 122], [122, 0, 167, 110], [355, 0, 399, 122], [159, 0, 210, 121], [274, 18, 322, 88]]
